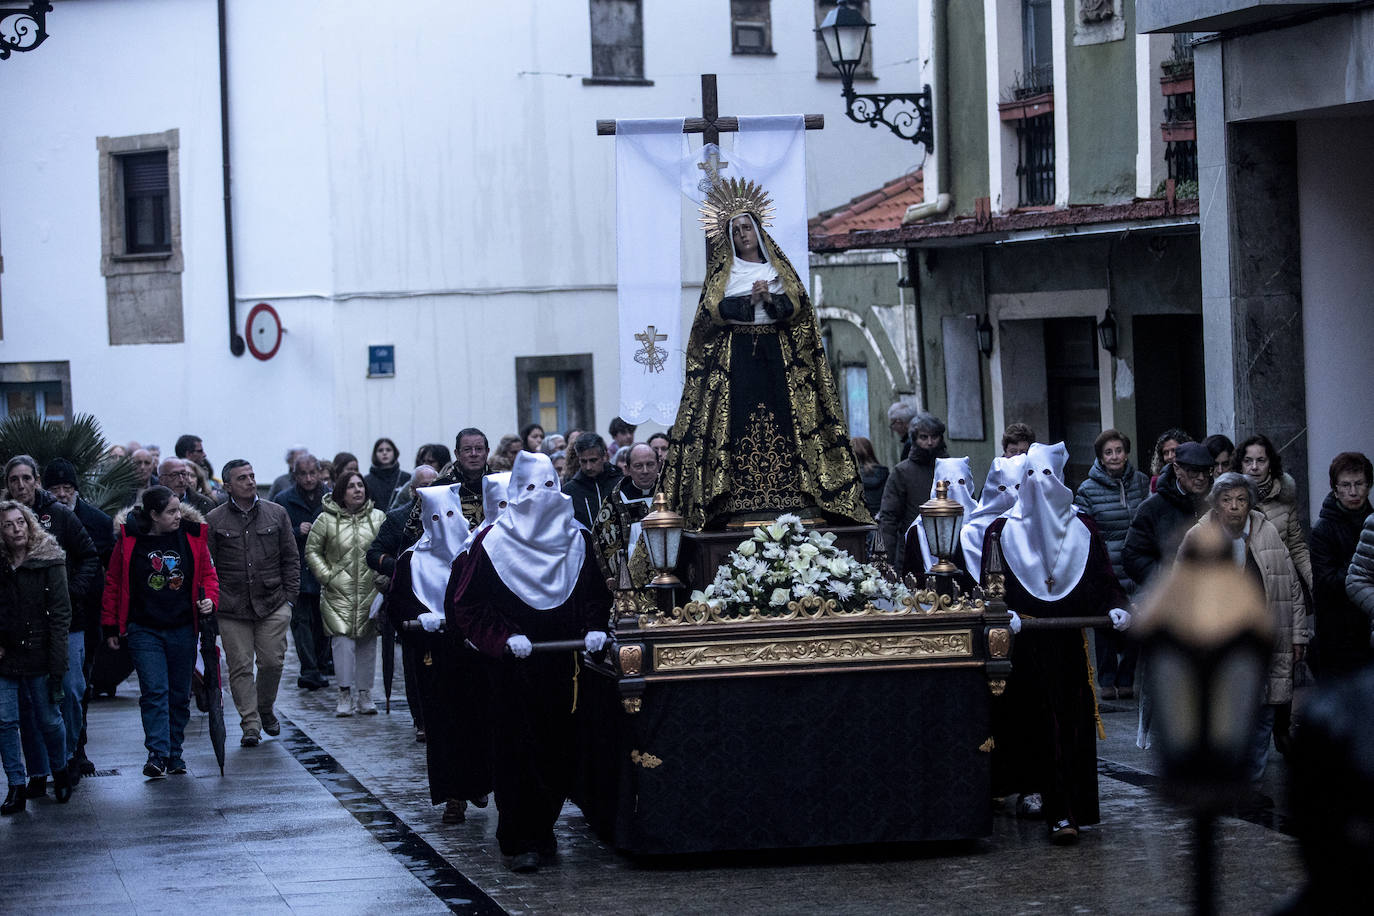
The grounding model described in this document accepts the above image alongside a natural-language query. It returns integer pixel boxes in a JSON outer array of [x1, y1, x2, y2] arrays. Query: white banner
[[615, 119, 687, 425], [733, 115, 809, 290]]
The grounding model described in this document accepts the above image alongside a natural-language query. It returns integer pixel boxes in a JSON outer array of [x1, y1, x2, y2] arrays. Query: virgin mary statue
[[661, 178, 870, 531]]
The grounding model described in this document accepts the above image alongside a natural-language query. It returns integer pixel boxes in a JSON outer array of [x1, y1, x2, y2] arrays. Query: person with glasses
[[403, 429, 490, 545], [157, 458, 216, 516], [1311, 452, 1373, 676]]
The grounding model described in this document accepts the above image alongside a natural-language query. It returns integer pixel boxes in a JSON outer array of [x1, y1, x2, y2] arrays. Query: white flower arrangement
[[688, 514, 908, 616]]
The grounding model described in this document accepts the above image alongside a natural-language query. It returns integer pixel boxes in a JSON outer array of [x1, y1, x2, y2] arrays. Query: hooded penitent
[[907, 456, 977, 574], [960, 455, 1027, 583], [999, 442, 1090, 602], [482, 453, 584, 610], [661, 178, 868, 530], [406, 485, 472, 617], [457, 472, 511, 557]]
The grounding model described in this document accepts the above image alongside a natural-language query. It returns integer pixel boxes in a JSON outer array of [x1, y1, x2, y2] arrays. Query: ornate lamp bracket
[[843, 84, 934, 150], [0, 1, 52, 60]]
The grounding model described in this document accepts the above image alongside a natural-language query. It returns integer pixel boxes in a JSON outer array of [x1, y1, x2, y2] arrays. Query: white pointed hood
[[483, 452, 585, 610], [999, 442, 1090, 601], [960, 455, 1027, 583], [906, 456, 977, 574], [406, 485, 471, 616], [457, 472, 511, 556]]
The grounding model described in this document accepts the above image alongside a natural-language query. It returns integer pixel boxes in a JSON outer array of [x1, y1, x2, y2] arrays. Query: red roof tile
[[809, 172, 924, 236]]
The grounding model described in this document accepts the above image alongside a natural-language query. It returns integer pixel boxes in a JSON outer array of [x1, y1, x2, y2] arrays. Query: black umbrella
[[381, 602, 395, 714], [197, 594, 226, 776]]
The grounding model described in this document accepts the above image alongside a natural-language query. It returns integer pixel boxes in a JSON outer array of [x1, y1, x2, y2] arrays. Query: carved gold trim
[[618, 645, 643, 676], [630, 750, 662, 769], [983, 573, 1006, 601], [639, 590, 985, 629], [989, 678, 1007, 697], [978, 737, 995, 753], [621, 697, 642, 714], [652, 629, 973, 671], [987, 627, 1011, 659]]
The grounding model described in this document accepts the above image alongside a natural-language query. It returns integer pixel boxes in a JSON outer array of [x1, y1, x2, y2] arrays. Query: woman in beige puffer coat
[[305, 471, 384, 716], [1180, 472, 1307, 783]]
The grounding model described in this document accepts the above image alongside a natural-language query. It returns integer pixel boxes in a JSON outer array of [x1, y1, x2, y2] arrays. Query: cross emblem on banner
[[697, 144, 729, 193], [633, 325, 669, 374]]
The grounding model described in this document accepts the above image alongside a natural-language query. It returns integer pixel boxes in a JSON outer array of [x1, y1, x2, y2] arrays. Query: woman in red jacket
[[102, 487, 218, 779]]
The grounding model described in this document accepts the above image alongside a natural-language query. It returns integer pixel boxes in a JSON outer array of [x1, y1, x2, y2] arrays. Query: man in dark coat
[[273, 453, 332, 689], [405, 428, 490, 543], [1121, 442, 1213, 589], [561, 432, 622, 531], [6, 455, 100, 792], [878, 412, 947, 571]]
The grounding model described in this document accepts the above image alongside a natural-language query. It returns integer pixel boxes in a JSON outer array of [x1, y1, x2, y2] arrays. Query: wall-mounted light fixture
[[1097, 308, 1119, 355]]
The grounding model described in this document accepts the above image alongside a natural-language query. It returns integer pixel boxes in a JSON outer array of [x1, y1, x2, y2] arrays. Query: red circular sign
[[245, 302, 283, 361]]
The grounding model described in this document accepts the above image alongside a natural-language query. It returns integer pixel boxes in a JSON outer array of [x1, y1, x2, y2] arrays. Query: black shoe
[[442, 800, 466, 824], [65, 758, 83, 787], [78, 757, 96, 777], [52, 770, 73, 804], [165, 758, 188, 775], [509, 852, 539, 873], [240, 731, 260, 747], [470, 793, 490, 809], [143, 756, 167, 779], [1, 785, 25, 815], [1050, 819, 1079, 845], [261, 714, 281, 737], [25, 775, 47, 799], [415, 728, 426, 744], [298, 676, 328, 690]]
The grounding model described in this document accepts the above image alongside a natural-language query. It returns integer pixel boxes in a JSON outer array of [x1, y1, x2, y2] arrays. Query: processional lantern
[[919, 480, 965, 576], [640, 493, 685, 588], [1135, 525, 1273, 786]]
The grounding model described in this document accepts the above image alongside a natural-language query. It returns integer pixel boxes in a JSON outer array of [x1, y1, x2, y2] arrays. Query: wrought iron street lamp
[[0, 1, 51, 60], [816, 0, 933, 149], [1097, 307, 1119, 355]]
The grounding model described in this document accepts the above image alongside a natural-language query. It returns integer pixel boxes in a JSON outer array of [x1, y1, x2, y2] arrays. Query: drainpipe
[[219, 0, 245, 356]]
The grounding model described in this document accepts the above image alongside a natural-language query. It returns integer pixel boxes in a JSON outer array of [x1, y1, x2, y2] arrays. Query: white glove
[[1008, 610, 1022, 635], [418, 611, 444, 633], [506, 635, 532, 658], [584, 630, 608, 653], [1109, 608, 1131, 632]]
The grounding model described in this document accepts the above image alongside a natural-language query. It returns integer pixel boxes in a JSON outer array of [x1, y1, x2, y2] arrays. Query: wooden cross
[[596, 74, 824, 145]]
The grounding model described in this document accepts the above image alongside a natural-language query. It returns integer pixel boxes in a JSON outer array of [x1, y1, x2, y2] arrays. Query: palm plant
[[0, 412, 139, 515]]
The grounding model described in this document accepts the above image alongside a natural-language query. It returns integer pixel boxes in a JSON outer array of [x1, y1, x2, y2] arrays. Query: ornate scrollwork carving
[[621, 697, 643, 715], [618, 644, 643, 676], [987, 627, 1011, 659], [653, 630, 973, 671], [988, 678, 1007, 697], [843, 85, 934, 149]]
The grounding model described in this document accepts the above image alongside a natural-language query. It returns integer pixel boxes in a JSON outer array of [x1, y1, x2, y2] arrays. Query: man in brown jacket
[[207, 460, 300, 747]]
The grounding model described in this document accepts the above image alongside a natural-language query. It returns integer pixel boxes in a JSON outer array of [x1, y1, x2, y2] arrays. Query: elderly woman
[[1180, 472, 1307, 783]]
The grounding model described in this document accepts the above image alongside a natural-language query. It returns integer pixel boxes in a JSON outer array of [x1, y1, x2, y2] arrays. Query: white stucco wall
[[0, 0, 921, 475], [1298, 116, 1374, 519]]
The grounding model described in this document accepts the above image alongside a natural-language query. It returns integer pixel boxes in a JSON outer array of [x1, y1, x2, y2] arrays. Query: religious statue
[[661, 178, 870, 531]]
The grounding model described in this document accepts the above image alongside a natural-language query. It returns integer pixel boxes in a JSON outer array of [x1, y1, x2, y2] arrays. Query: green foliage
[[1152, 178, 1198, 200], [0, 412, 139, 515]]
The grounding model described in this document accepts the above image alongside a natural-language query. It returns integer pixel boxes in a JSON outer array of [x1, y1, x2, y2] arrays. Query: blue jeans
[[127, 623, 196, 761], [61, 633, 85, 761], [1248, 703, 1278, 784], [0, 674, 67, 788]]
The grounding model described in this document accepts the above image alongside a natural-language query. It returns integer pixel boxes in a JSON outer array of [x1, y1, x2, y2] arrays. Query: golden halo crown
[[698, 178, 775, 245]]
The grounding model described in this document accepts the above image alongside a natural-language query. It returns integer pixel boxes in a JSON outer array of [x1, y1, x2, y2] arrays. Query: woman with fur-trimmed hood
[[0, 499, 73, 813], [102, 487, 218, 780]]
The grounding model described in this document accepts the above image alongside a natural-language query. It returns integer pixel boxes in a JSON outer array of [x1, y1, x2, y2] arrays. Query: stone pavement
[[1, 638, 1307, 915]]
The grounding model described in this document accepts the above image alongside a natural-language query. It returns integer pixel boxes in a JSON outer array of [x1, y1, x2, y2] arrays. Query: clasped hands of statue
[[750, 281, 789, 321]]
